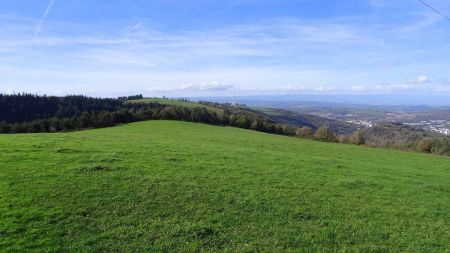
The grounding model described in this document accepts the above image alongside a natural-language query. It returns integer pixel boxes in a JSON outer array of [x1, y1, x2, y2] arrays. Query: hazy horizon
[[3, 92, 450, 107]]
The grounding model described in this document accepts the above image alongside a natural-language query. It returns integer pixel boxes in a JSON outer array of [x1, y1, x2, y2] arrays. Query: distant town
[[346, 119, 450, 136], [405, 120, 450, 136], [240, 100, 450, 137], [202, 97, 450, 137], [334, 113, 450, 136]]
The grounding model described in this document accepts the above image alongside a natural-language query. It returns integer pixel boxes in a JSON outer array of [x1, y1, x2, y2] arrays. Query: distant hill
[[252, 107, 359, 135], [130, 98, 218, 111]]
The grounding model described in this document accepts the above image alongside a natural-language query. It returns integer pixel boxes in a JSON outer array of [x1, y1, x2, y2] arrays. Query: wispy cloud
[[147, 82, 235, 93], [407, 75, 431, 84], [1, 1, 450, 97], [375, 75, 434, 92], [4, 17, 378, 68], [34, 0, 56, 39]]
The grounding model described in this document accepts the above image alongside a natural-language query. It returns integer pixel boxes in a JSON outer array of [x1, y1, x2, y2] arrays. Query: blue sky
[[1, 0, 450, 97]]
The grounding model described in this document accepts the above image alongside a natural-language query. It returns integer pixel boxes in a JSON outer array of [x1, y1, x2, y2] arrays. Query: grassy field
[[129, 98, 197, 106], [130, 98, 214, 109], [1, 121, 449, 252], [130, 98, 223, 114]]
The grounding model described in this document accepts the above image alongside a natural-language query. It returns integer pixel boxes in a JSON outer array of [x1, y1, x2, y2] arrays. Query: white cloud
[[314, 86, 335, 91], [374, 75, 433, 93], [350, 85, 368, 92], [147, 81, 234, 93], [239, 85, 307, 92], [407, 75, 431, 84], [177, 82, 235, 91]]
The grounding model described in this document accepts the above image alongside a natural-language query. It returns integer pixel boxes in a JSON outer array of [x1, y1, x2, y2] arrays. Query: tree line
[[0, 94, 124, 123], [0, 94, 297, 136], [294, 124, 450, 156], [1, 94, 448, 156]]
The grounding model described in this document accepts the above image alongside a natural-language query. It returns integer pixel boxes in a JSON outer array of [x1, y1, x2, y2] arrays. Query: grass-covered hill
[[253, 107, 359, 134], [130, 98, 216, 110], [1, 121, 449, 252], [132, 98, 358, 134]]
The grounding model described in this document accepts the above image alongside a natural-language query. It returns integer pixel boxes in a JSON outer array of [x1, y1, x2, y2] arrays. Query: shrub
[[281, 124, 297, 136], [296, 126, 313, 138], [416, 139, 433, 153], [339, 135, 350, 144], [430, 138, 450, 156], [314, 126, 337, 142], [349, 131, 365, 145]]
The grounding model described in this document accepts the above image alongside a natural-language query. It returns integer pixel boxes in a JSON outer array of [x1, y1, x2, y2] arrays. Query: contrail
[[33, 0, 56, 39], [418, 0, 450, 21]]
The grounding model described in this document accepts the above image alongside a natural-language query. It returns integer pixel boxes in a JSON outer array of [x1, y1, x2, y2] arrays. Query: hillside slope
[[1, 121, 449, 252], [254, 107, 359, 134]]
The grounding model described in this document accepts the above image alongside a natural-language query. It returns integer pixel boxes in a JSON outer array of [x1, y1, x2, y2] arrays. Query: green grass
[[1, 121, 449, 252], [130, 98, 222, 114], [130, 98, 215, 109]]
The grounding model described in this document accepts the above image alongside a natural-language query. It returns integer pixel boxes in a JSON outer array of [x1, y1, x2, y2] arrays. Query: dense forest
[[0, 94, 124, 123]]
